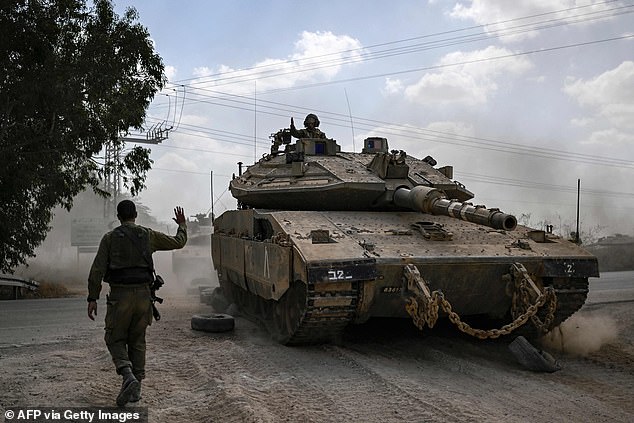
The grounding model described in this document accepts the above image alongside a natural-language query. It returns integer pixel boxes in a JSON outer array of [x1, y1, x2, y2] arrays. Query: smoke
[[541, 313, 618, 356], [14, 190, 218, 297], [153, 249, 218, 296], [14, 199, 95, 292]]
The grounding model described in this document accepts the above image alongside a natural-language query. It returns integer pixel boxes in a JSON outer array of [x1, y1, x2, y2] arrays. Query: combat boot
[[116, 366, 139, 406], [129, 381, 141, 403]]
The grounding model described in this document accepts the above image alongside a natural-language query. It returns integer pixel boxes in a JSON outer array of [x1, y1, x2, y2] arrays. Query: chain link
[[403, 263, 558, 339]]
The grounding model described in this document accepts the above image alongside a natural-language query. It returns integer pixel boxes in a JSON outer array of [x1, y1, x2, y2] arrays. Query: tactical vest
[[105, 225, 154, 284]]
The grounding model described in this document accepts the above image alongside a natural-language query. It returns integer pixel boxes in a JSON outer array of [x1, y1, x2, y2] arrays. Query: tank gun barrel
[[393, 186, 517, 231]]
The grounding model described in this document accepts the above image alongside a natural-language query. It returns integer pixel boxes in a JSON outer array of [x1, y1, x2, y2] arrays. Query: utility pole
[[210, 170, 214, 222], [575, 179, 581, 244], [102, 128, 170, 217]]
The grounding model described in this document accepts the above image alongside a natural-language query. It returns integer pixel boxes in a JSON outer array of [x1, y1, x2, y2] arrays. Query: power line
[[168, 1, 630, 88], [456, 171, 634, 199], [150, 167, 231, 178], [135, 7, 634, 169], [144, 82, 634, 170], [133, 124, 634, 203], [252, 34, 634, 95], [138, 26, 634, 168], [127, 3, 634, 202]]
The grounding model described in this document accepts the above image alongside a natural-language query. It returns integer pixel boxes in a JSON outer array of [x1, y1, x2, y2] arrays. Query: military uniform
[[88, 221, 187, 382], [289, 126, 326, 139], [290, 113, 327, 139]]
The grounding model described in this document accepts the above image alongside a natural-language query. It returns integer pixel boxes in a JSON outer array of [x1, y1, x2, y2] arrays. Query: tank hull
[[212, 209, 598, 344]]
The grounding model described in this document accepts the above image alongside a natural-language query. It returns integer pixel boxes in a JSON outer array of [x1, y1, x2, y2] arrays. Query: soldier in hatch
[[87, 200, 187, 406], [290, 113, 327, 139]]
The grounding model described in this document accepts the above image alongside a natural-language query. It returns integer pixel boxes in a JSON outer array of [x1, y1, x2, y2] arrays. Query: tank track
[[283, 281, 362, 345], [550, 277, 589, 327], [517, 277, 589, 339], [219, 277, 362, 345], [220, 276, 588, 343]]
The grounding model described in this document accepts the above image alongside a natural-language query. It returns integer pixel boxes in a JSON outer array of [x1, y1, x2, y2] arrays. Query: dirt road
[[1, 290, 633, 423]]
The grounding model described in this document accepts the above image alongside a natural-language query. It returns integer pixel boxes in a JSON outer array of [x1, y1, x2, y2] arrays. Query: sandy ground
[[1, 292, 633, 423]]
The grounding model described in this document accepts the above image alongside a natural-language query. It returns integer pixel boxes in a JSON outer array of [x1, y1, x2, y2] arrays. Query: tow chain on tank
[[403, 263, 557, 339], [510, 263, 558, 334]]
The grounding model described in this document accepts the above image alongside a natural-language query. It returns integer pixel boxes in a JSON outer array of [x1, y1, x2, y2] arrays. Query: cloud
[[403, 46, 533, 106], [154, 151, 200, 172], [585, 128, 633, 146], [450, 0, 616, 43], [564, 60, 634, 135], [425, 120, 476, 138], [382, 77, 404, 95], [188, 31, 364, 95], [165, 65, 177, 81]]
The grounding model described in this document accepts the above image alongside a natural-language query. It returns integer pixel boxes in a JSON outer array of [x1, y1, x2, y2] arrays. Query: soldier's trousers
[[104, 284, 153, 380]]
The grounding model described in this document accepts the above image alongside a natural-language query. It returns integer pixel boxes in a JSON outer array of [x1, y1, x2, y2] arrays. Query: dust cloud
[[541, 313, 618, 356], [14, 191, 217, 297], [14, 196, 96, 292]]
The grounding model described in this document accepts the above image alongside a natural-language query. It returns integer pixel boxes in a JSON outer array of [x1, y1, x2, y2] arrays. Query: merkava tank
[[211, 118, 599, 345], [172, 213, 214, 289]]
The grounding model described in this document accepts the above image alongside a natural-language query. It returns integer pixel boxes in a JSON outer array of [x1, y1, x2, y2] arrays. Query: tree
[[0, 0, 165, 273]]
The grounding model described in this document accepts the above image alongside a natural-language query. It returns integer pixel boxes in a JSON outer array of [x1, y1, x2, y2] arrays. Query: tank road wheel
[[246, 289, 268, 320], [209, 287, 229, 313], [285, 282, 306, 334], [218, 277, 236, 305], [272, 294, 290, 343], [270, 281, 307, 344], [243, 288, 261, 317]]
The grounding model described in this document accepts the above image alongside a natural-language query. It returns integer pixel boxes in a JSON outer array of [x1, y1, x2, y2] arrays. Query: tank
[[172, 213, 214, 288], [586, 234, 634, 271], [211, 121, 599, 345]]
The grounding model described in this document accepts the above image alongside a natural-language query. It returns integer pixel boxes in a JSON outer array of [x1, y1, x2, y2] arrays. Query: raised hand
[[173, 206, 186, 225]]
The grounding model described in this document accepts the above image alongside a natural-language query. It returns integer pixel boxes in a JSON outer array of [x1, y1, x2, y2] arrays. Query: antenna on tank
[[210, 170, 214, 223], [254, 81, 257, 162], [344, 88, 356, 152], [575, 179, 581, 244]]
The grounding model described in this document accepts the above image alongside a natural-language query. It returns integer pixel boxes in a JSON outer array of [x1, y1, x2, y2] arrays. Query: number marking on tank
[[328, 270, 353, 280], [565, 262, 574, 275], [382, 287, 400, 293]]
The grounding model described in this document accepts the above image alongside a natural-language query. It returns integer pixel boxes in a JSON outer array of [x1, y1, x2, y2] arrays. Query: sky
[[109, 0, 634, 238]]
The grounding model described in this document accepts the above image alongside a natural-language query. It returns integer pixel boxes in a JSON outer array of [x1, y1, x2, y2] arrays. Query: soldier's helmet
[[304, 113, 320, 128]]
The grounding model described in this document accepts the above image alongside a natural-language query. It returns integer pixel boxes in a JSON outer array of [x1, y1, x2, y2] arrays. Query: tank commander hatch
[[290, 113, 327, 139]]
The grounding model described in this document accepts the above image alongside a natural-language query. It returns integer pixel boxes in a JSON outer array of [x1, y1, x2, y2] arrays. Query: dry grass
[[25, 281, 76, 299]]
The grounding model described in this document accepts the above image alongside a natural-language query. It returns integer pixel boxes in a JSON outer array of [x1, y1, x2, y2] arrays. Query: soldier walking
[[87, 200, 187, 406]]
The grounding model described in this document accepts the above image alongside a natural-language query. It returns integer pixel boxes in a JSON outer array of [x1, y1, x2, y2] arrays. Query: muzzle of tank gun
[[393, 186, 517, 231]]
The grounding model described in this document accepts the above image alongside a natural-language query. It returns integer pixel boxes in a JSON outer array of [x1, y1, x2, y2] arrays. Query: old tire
[[191, 313, 235, 333], [509, 335, 561, 373]]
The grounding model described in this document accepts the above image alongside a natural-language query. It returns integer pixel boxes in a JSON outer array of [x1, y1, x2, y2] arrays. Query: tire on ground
[[509, 335, 561, 373], [191, 313, 235, 333]]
